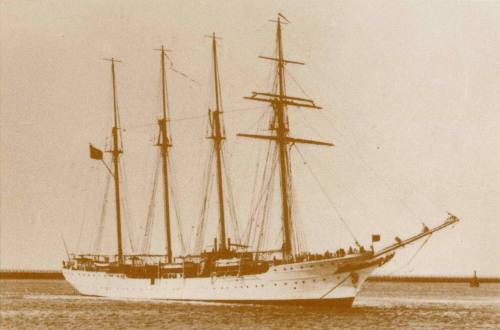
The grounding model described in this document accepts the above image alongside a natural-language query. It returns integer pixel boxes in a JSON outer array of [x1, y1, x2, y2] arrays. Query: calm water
[[1, 280, 499, 329]]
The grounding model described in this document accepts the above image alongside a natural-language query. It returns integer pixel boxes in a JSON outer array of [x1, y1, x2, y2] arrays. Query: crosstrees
[[258, 56, 305, 65], [237, 134, 334, 147], [244, 92, 321, 109]]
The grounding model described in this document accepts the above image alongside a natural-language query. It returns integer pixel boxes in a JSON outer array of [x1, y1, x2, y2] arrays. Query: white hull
[[63, 256, 382, 305]]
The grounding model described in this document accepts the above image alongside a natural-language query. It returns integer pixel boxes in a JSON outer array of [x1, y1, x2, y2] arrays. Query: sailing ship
[[62, 15, 459, 306]]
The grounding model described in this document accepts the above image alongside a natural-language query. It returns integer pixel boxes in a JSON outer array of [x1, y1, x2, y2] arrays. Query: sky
[[1, 0, 499, 276]]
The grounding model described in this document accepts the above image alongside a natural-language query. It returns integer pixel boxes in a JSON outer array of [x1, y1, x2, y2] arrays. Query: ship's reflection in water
[[1, 280, 499, 329]]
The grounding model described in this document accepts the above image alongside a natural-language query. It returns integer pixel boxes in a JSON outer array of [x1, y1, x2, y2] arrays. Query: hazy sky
[[1, 0, 499, 276]]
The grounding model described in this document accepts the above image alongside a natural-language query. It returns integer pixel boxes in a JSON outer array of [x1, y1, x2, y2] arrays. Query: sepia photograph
[[1, 0, 499, 328]]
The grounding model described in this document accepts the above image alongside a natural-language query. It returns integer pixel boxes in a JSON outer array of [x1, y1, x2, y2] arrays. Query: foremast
[[239, 15, 333, 261], [155, 46, 174, 264], [208, 33, 229, 253]]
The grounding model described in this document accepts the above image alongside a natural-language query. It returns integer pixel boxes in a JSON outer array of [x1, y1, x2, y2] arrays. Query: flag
[[372, 234, 380, 242], [89, 144, 103, 160]]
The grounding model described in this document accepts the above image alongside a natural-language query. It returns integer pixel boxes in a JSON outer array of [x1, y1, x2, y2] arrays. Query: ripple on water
[[1, 280, 499, 329]]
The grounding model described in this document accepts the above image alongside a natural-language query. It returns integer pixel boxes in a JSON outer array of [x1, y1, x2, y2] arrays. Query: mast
[[238, 15, 333, 261], [156, 46, 173, 264], [209, 33, 228, 252], [109, 58, 124, 265], [274, 18, 292, 260]]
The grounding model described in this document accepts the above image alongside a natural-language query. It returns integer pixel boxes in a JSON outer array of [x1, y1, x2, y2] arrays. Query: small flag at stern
[[372, 234, 381, 242], [89, 144, 103, 160]]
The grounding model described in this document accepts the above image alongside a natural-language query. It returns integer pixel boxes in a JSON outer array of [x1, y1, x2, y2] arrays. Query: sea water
[[1, 280, 499, 329]]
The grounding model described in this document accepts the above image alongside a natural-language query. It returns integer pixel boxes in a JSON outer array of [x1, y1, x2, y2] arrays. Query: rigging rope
[[221, 150, 242, 244], [256, 164, 276, 253], [76, 163, 95, 253], [247, 143, 278, 252], [119, 160, 136, 253], [286, 57, 434, 229], [121, 107, 267, 131], [284, 67, 312, 100], [288, 158, 300, 255], [167, 156, 187, 255], [165, 53, 200, 86], [288, 160, 306, 256], [294, 144, 359, 242], [242, 115, 273, 246], [296, 112, 381, 229], [193, 148, 215, 253], [93, 169, 112, 254], [141, 153, 161, 254], [388, 234, 432, 275], [319, 110, 427, 226]]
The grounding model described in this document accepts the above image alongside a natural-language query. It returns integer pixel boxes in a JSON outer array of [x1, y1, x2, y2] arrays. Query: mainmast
[[239, 15, 333, 261], [209, 33, 228, 252], [156, 46, 174, 264], [109, 58, 124, 265]]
